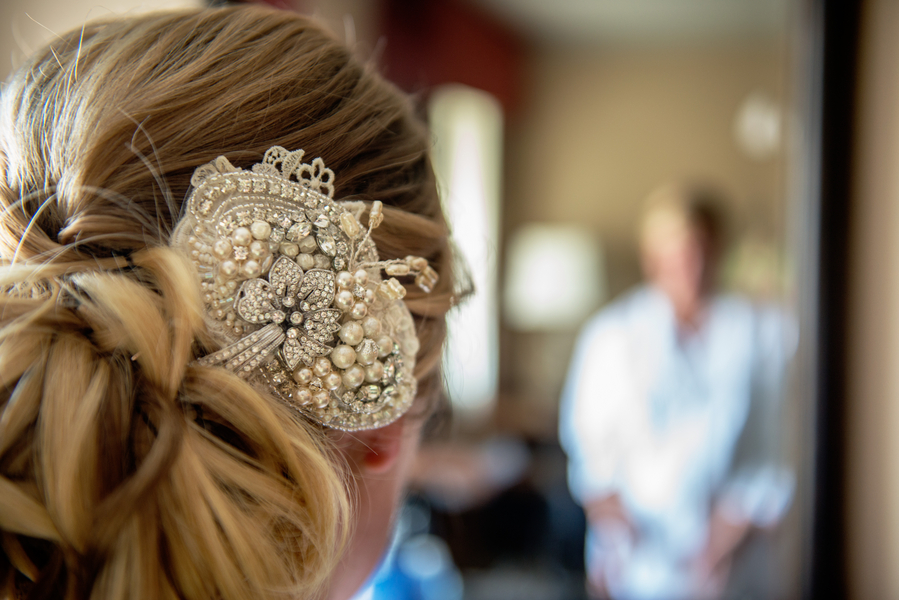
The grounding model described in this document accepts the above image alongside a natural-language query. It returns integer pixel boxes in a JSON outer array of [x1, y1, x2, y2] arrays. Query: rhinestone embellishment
[[172, 147, 437, 431]]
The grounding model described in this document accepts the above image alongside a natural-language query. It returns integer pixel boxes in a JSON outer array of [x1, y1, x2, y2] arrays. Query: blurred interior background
[[4, 1, 899, 599]]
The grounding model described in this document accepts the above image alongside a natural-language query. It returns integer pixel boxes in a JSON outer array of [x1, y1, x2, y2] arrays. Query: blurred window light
[[503, 224, 607, 331], [734, 90, 783, 160], [429, 85, 503, 417]]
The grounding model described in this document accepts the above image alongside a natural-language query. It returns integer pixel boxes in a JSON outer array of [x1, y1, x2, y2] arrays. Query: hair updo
[[0, 6, 453, 599]]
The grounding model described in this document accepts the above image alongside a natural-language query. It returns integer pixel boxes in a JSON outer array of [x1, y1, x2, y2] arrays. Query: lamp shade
[[503, 223, 607, 331]]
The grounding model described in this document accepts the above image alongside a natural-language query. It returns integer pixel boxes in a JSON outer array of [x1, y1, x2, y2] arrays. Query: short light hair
[[638, 182, 727, 255]]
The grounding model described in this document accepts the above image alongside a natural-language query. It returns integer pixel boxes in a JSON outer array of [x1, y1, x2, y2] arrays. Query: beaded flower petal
[[170, 147, 437, 431]]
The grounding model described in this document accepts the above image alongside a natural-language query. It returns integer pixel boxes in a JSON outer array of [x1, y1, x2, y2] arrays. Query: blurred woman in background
[[560, 184, 795, 599]]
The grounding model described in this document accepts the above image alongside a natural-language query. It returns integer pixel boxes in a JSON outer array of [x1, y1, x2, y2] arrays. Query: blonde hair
[[638, 182, 726, 256], [0, 6, 453, 599]]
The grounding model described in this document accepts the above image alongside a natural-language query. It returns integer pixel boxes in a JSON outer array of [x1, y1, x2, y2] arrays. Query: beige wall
[[1, 0, 202, 82], [505, 43, 788, 297], [499, 42, 791, 432], [846, 0, 899, 597]]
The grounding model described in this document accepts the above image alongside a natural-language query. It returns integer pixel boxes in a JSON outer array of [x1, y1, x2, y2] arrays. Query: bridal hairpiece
[[171, 147, 438, 431]]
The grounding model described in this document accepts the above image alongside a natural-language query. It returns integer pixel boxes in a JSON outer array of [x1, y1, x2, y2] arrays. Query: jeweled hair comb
[[171, 147, 438, 431]]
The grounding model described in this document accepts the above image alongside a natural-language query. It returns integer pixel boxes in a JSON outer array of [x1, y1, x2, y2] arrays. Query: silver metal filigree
[[234, 258, 340, 369], [171, 147, 439, 431]]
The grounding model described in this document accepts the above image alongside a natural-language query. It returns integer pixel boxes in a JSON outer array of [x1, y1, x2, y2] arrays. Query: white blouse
[[559, 286, 795, 599]]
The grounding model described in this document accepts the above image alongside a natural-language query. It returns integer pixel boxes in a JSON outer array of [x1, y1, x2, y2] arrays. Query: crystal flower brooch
[[171, 147, 438, 431]]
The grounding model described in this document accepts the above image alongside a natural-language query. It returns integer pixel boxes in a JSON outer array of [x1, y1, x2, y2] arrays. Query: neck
[[670, 291, 708, 332]]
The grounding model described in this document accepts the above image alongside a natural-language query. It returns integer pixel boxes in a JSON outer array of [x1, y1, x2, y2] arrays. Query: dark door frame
[[797, 0, 860, 598]]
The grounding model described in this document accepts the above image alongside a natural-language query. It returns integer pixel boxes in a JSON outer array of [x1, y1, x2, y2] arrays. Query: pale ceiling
[[469, 0, 792, 46]]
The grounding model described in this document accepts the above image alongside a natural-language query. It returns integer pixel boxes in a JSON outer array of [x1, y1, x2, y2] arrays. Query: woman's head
[[0, 6, 453, 599], [638, 182, 726, 322]]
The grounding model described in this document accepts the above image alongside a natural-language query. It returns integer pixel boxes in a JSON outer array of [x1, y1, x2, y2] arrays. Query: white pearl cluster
[[175, 147, 437, 431], [286, 265, 400, 409], [185, 183, 407, 419]]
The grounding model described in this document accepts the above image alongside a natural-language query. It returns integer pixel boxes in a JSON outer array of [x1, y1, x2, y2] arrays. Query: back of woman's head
[[0, 6, 453, 599]]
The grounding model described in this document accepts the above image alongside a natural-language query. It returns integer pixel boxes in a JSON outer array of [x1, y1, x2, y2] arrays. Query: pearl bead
[[340, 212, 361, 238], [364, 289, 375, 304], [293, 367, 314, 385], [386, 263, 410, 276], [241, 260, 261, 278], [250, 220, 272, 239], [331, 345, 357, 369], [232, 227, 252, 246], [377, 335, 394, 357], [213, 239, 232, 258], [354, 269, 369, 285], [280, 242, 299, 258], [337, 271, 354, 289], [295, 387, 313, 405], [313, 254, 331, 269], [193, 225, 205, 235], [415, 266, 438, 293], [313, 357, 332, 378], [365, 360, 384, 383], [361, 316, 381, 336], [343, 364, 365, 388], [356, 343, 378, 366], [369, 202, 383, 227], [323, 372, 342, 390], [298, 253, 315, 270], [335, 290, 354, 311], [299, 236, 318, 253], [313, 389, 330, 408], [249, 240, 268, 260], [378, 278, 406, 300], [351, 302, 368, 319], [220, 260, 238, 278], [339, 322, 364, 346]]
